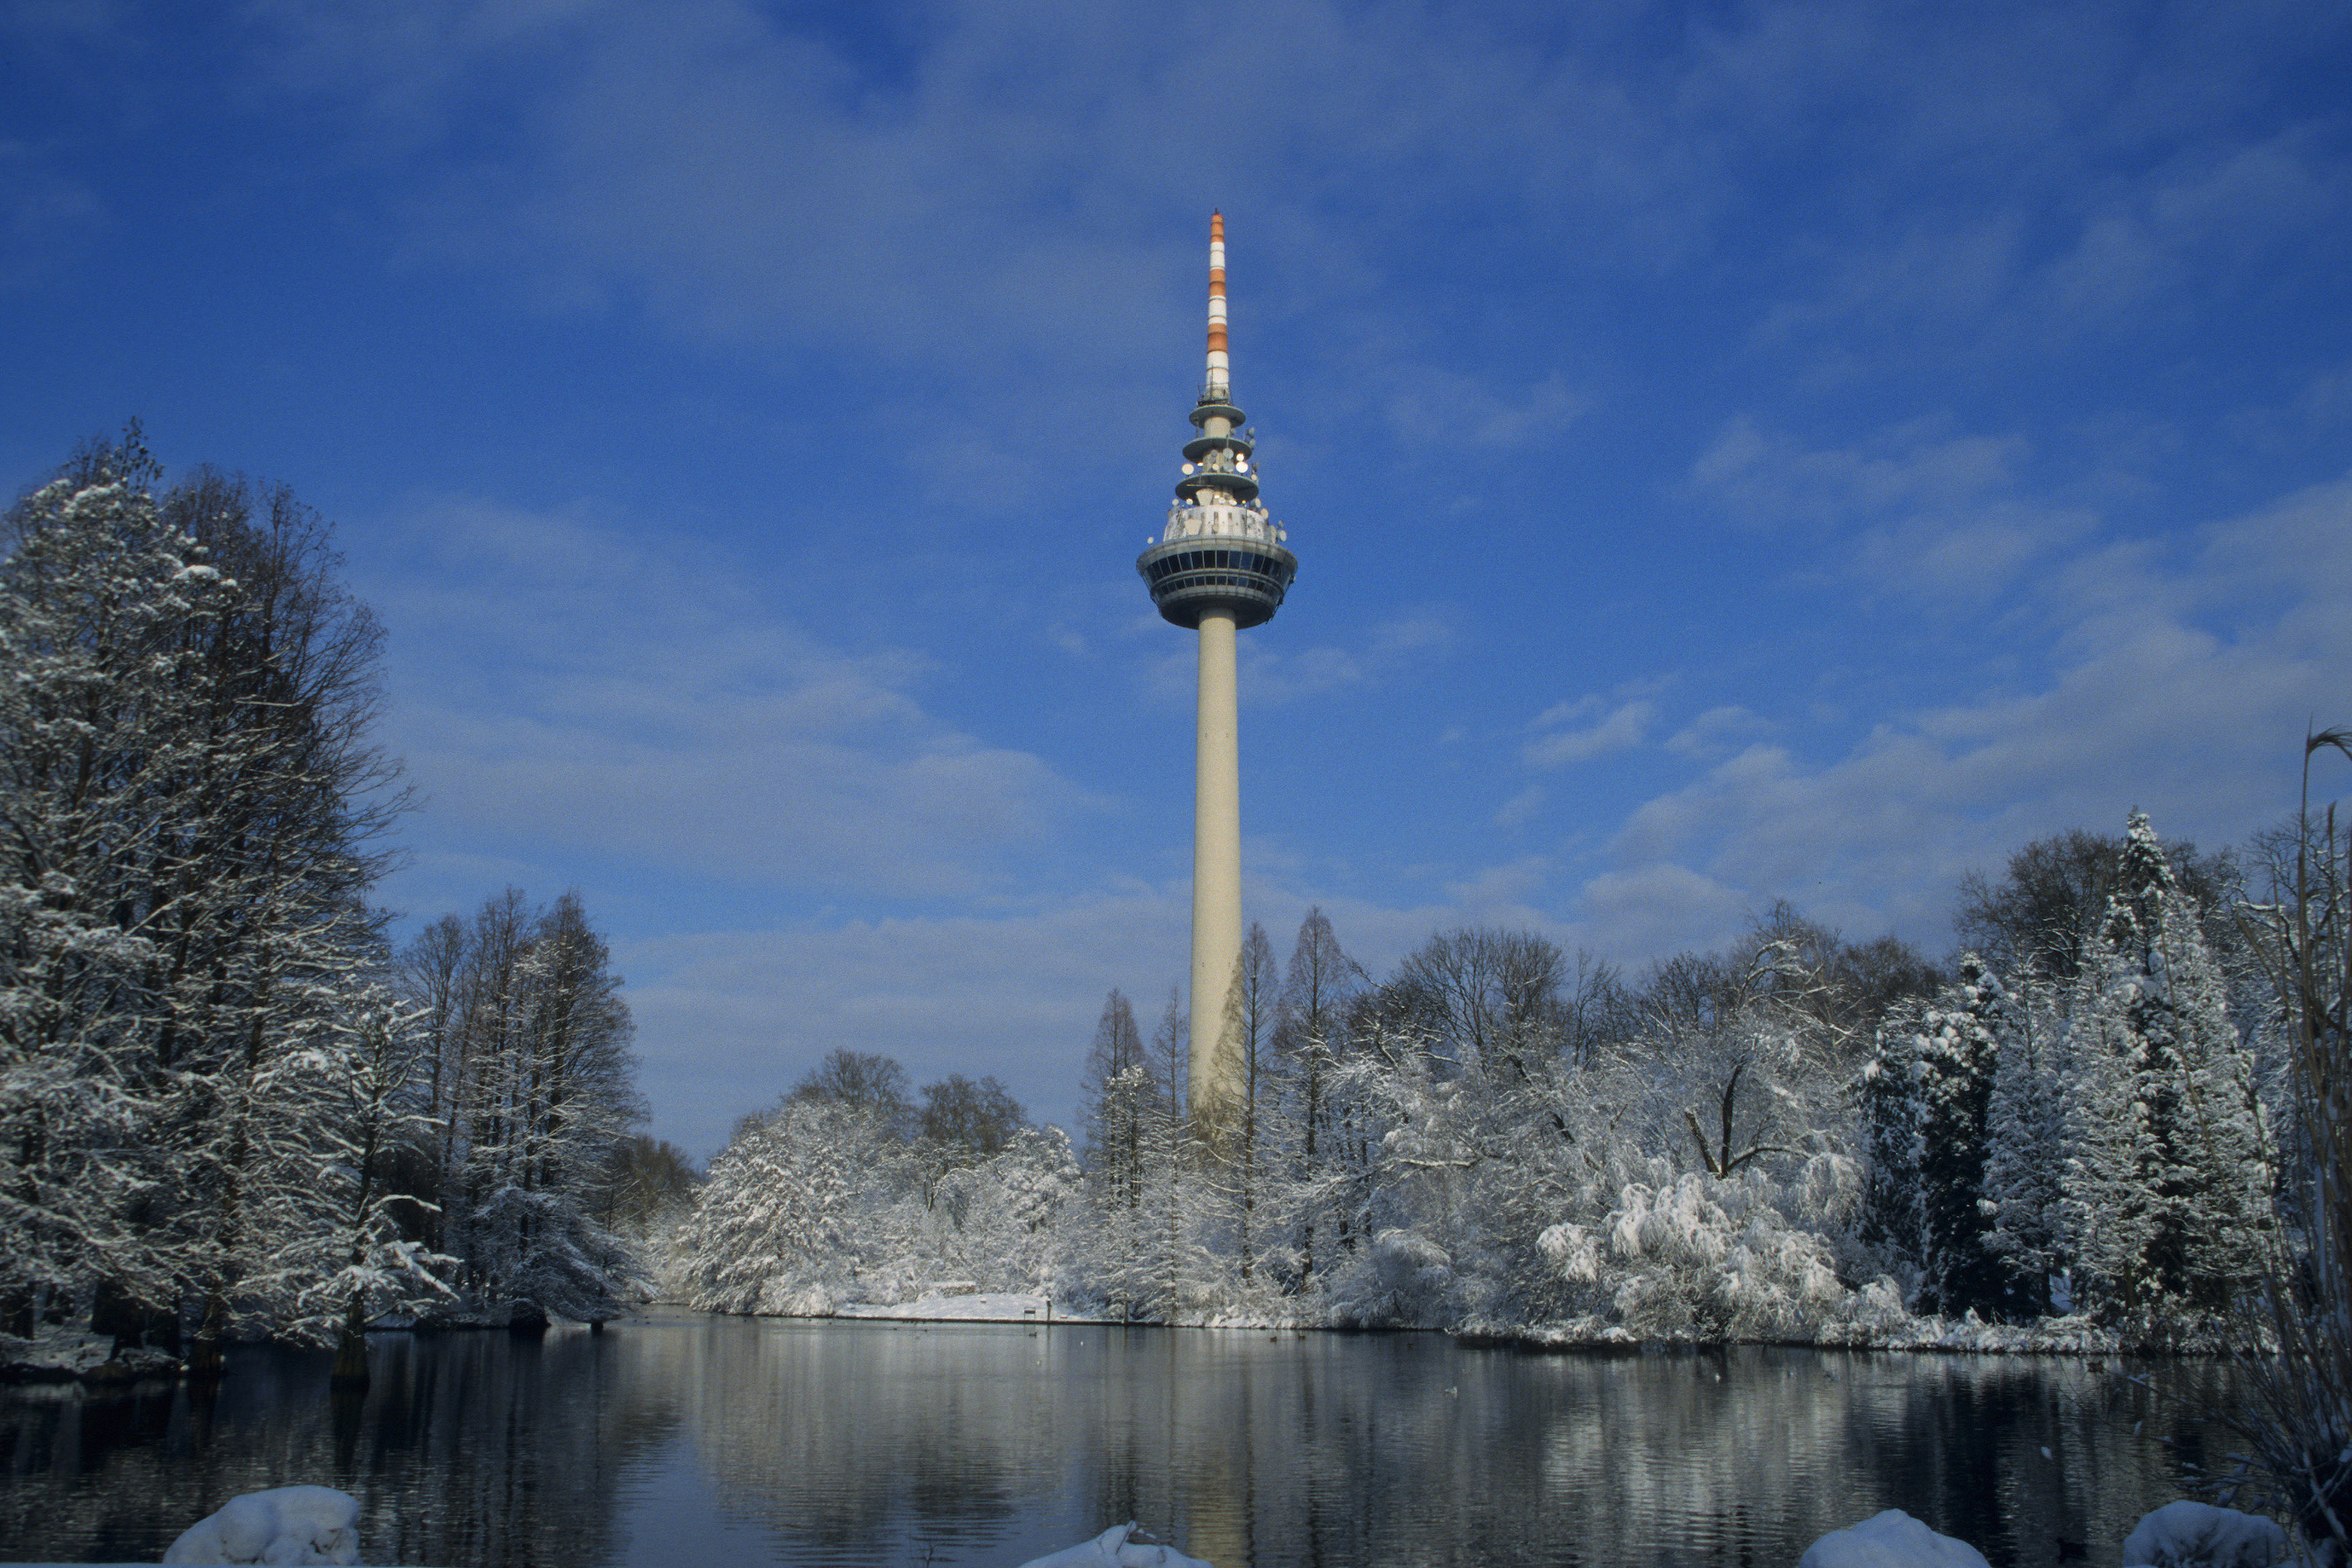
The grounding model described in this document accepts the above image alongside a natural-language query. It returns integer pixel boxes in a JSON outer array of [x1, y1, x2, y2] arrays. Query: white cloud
[[1689, 414, 2100, 605], [1666, 704, 1775, 758], [1144, 610, 1452, 708], [1494, 784, 1546, 829], [1598, 472, 2352, 948], [620, 882, 1190, 1157], [365, 495, 1104, 899], [1386, 369, 1590, 452], [1577, 863, 1748, 966], [1525, 698, 1655, 768]]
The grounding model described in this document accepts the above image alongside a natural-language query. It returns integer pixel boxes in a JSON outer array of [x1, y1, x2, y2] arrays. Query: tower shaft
[[1190, 608, 1242, 1120]]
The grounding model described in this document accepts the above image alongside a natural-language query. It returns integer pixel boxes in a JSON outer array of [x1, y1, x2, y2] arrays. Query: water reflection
[[0, 1313, 2230, 1568], [0, 1329, 682, 1565]]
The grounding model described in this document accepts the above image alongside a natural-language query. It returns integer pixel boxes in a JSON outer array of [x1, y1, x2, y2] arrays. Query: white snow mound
[[2123, 1501, 2288, 1568], [1016, 1521, 1212, 1568], [1799, 1510, 1990, 1568], [161, 1484, 362, 1565]]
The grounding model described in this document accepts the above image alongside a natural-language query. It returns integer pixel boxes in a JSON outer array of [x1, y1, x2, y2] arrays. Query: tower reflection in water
[[0, 1314, 2226, 1568]]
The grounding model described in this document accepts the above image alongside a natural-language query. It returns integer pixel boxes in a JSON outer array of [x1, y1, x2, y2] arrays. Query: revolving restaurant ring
[[1138, 534, 1297, 630]]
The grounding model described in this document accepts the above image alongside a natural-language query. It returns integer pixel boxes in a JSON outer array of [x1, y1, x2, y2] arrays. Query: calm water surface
[[0, 1311, 2237, 1567]]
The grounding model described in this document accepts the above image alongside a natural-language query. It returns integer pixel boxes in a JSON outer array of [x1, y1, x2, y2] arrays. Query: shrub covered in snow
[[2123, 1501, 2288, 1568], [162, 1485, 361, 1565], [1798, 1510, 1990, 1568]]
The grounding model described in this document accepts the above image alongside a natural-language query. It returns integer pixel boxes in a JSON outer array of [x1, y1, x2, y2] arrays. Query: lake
[[0, 1311, 2240, 1567]]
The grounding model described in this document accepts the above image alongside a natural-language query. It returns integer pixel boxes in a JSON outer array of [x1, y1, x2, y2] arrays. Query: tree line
[[672, 801, 2317, 1347], [1058, 810, 2279, 1340], [0, 431, 657, 1376]]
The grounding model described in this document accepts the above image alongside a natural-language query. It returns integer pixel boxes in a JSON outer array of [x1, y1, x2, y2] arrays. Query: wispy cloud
[[1689, 414, 2101, 604], [1142, 610, 1453, 708], [1525, 697, 1656, 768], [1602, 472, 2352, 946], [365, 495, 1107, 901]]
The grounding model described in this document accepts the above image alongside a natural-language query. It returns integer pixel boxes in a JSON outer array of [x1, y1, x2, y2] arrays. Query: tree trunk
[[186, 1292, 227, 1379], [329, 1298, 370, 1389]]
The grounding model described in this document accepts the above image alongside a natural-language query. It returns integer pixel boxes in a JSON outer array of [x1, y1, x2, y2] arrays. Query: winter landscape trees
[[0, 432, 652, 1368], [1, 431, 2331, 1363], [665, 807, 2307, 1351]]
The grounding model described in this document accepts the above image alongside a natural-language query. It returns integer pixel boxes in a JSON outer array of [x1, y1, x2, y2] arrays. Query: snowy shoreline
[[683, 1296, 2233, 1357], [1, 1297, 2246, 1386]]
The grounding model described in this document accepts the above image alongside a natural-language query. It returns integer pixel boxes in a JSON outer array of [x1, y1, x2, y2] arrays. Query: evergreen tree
[[1858, 1003, 1926, 1290], [2060, 813, 2274, 1324], [1979, 977, 2066, 1317], [1906, 957, 2008, 1317]]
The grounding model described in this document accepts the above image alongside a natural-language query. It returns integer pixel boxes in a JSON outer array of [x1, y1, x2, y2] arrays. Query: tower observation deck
[[1138, 221, 1298, 628], [1139, 212, 1296, 1129]]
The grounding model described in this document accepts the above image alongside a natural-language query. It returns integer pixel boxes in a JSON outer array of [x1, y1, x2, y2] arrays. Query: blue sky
[[4, 0, 2348, 1158]]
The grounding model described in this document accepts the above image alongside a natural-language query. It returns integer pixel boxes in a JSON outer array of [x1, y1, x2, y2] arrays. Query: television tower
[[1138, 212, 1297, 1126]]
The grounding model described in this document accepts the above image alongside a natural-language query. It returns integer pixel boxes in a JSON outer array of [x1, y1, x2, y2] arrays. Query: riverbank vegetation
[[0, 436, 658, 1376], [676, 801, 2342, 1360]]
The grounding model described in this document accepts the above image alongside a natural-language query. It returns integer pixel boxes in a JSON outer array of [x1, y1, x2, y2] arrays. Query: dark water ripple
[[0, 1311, 2238, 1567]]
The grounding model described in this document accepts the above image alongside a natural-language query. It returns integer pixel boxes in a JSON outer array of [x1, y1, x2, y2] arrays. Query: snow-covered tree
[[1198, 923, 1283, 1288], [1076, 988, 1205, 1319], [1866, 956, 2009, 1317], [1978, 977, 2068, 1318], [0, 434, 447, 1363], [1274, 908, 1359, 1289], [926, 1125, 1080, 1292], [2061, 813, 2274, 1326], [675, 1099, 913, 1315], [0, 453, 235, 1324], [397, 889, 645, 1322]]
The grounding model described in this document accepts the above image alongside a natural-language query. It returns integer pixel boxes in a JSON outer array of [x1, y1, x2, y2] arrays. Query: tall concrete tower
[[1138, 212, 1298, 1125]]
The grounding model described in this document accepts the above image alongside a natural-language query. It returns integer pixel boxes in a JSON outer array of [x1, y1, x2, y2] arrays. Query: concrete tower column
[[1136, 211, 1298, 1132], [1190, 606, 1243, 1119]]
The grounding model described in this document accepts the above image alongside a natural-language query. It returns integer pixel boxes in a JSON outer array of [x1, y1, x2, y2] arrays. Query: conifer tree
[[1905, 957, 2009, 1317], [1979, 977, 2067, 1316], [2061, 813, 2274, 1324]]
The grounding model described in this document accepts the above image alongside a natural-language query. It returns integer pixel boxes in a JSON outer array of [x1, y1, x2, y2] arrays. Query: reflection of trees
[[665, 1317, 1060, 1559], [0, 1317, 2235, 1567], [672, 1318, 2228, 1567], [0, 1328, 680, 1565]]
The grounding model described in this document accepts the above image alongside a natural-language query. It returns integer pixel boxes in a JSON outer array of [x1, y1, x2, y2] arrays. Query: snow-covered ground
[[0, 1331, 181, 1383], [835, 1291, 1109, 1324]]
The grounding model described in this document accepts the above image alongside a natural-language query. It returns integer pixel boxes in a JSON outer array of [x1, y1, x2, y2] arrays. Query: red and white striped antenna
[[1206, 211, 1229, 399]]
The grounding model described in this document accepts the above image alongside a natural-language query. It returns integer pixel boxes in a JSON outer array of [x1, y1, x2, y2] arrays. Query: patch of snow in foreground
[[836, 1293, 1108, 1323], [1799, 1511, 1992, 1568], [2123, 1501, 2288, 1568], [1017, 1522, 1211, 1567], [161, 1485, 361, 1565]]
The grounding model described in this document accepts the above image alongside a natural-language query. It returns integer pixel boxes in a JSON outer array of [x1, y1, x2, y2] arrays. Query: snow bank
[[836, 1292, 1092, 1323], [2123, 1501, 2288, 1568], [1016, 1521, 1211, 1567], [161, 1485, 362, 1565], [1799, 1510, 1990, 1568], [0, 1332, 113, 1380]]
